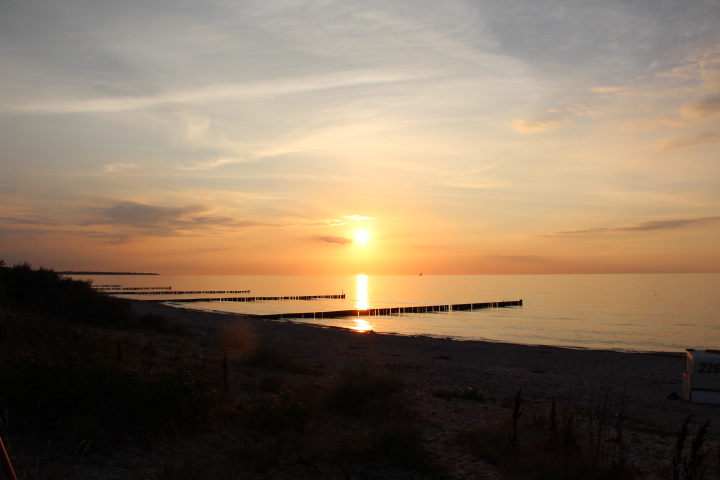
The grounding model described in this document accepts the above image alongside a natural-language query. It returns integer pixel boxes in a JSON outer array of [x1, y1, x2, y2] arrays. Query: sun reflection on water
[[352, 319, 374, 332], [355, 274, 369, 310]]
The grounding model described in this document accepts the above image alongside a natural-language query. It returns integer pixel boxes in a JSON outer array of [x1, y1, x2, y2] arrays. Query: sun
[[353, 230, 370, 244]]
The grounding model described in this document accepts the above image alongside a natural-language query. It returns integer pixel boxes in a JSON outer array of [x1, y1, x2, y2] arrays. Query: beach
[[128, 300, 720, 479]]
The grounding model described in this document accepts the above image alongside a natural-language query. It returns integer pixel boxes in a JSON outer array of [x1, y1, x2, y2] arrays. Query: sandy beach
[[127, 300, 719, 479]]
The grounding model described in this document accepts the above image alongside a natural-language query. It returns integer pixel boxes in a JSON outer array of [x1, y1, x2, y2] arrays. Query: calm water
[[72, 274, 720, 354]]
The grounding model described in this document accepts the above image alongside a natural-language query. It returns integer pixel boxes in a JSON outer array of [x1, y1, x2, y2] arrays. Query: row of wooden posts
[[255, 299, 523, 319], [96, 286, 172, 290], [114, 290, 251, 296], [154, 294, 346, 303]]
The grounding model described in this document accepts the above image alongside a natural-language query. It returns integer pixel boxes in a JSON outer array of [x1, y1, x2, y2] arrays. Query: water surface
[[72, 273, 720, 353]]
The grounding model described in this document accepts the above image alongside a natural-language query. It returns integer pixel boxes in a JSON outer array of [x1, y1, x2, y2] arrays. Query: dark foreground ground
[[4, 298, 719, 479], [129, 301, 719, 479]]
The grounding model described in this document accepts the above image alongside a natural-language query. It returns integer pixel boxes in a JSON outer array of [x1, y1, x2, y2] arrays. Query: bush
[[154, 454, 216, 480], [0, 262, 135, 327], [235, 342, 314, 374], [433, 387, 486, 402], [0, 308, 81, 360], [238, 391, 317, 435], [333, 422, 439, 473], [0, 262, 189, 333], [0, 355, 217, 442], [141, 370, 218, 435], [325, 368, 413, 421], [456, 427, 511, 466], [456, 395, 639, 480], [369, 423, 437, 471]]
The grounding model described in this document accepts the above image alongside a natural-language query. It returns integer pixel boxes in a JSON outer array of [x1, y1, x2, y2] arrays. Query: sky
[[1, 0, 719, 275]]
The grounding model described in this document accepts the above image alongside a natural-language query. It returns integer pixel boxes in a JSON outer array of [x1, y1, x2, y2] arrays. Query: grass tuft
[[154, 454, 216, 480], [0, 356, 217, 447], [326, 368, 413, 421], [236, 342, 316, 374], [238, 391, 318, 435], [457, 427, 511, 466], [433, 387, 486, 402], [457, 391, 640, 480], [370, 422, 438, 471]]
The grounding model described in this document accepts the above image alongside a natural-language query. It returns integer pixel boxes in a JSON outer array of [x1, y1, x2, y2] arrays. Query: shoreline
[[131, 300, 720, 477], [163, 302, 689, 357], [133, 300, 717, 424]]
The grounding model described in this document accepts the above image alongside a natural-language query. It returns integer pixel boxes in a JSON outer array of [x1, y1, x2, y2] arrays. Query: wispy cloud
[[592, 86, 627, 93], [81, 201, 270, 236], [103, 163, 141, 173], [0, 216, 56, 226], [445, 175, 508, 189], [343, 215, 374, 221], [682, 95, 720, 118], [178, 156, 254, 171], [552, 216, 720, 235], [658, 42, 720, 85], [6, 71, 423, 114], [513, 106, 590, 133], [298, 218, 347, 227], [318, 235, 353, 245], [660, 131, 720, 150]]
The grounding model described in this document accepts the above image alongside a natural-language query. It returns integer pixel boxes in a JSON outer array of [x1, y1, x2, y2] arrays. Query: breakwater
[[95, 286, 172, 291], [255, 299, 522, 319], [155, 294, 346, 303], [115, 290, 250, 295]]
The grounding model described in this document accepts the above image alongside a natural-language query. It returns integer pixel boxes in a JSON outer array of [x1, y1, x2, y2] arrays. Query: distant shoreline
[[58, 271, 160, 275]]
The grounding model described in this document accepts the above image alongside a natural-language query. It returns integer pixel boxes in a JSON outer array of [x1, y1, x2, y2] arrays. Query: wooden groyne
[[154, 294, 346, 303], [97, 286, 172, 291], [256, 299, 522, 319], [115, 290, 250, 296]]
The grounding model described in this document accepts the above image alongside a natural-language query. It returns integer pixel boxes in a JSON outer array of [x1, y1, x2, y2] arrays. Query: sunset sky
[[1, 0, 719, 274]]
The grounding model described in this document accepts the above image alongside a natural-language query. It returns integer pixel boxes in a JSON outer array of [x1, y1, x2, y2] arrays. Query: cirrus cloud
[[103, 163, 141, 174], [318, 235, 353, 245], [660, 131, 720, 150], [550, 216, 720, 236], [682, 95, 720, 118], [81, 201, 271, 237], [513, 106, 590, 133]]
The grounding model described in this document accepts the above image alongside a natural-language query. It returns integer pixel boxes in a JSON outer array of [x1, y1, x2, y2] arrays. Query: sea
[[70, 273, 720, 354]]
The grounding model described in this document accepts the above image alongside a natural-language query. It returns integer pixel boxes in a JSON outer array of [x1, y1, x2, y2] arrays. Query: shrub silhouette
[[0, 262, 217, 446], [0, 262, 135, 326]]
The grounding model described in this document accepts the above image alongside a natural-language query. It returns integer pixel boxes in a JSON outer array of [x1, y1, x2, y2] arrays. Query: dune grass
[[0, 262, 218, 459]]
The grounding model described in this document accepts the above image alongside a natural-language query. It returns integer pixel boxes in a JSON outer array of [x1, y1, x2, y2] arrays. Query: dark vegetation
[[0, 262, 215, 477], [227, 352, 440, 477], [432, 387, 486, 402], [455, 388, 718, 480], [0, 262, 184, 332]]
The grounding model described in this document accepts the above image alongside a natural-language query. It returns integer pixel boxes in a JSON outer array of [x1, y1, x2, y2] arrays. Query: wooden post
[[0, 437, 18, 480]]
